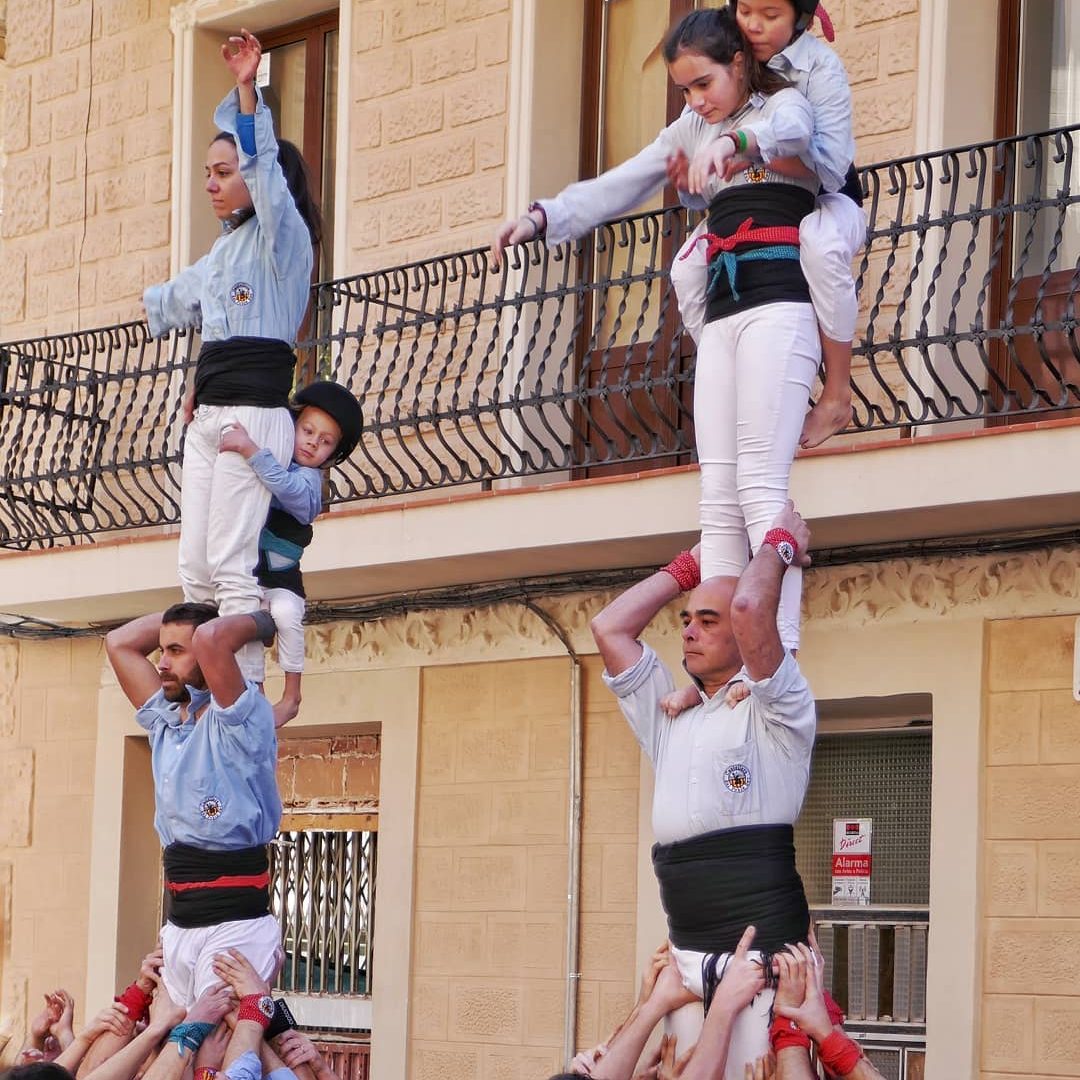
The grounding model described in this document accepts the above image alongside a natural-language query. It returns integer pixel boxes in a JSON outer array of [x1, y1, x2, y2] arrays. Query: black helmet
[[729, 0, 832, 40], [292, 381, 363, 464]]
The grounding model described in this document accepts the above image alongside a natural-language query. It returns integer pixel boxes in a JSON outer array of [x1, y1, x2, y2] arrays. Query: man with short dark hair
[[590, 500, 816, 1077], [106, 603, 282, 1007]]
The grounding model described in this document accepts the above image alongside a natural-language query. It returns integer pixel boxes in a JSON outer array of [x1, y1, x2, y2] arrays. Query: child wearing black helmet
[[219, 380, 362, 725]]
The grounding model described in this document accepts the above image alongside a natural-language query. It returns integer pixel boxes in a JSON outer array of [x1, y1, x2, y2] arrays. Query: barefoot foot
[[800, 395, 853, 449]]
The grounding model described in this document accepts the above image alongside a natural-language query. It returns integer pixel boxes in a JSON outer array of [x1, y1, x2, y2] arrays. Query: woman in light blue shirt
[[144, 29, 321, 686]]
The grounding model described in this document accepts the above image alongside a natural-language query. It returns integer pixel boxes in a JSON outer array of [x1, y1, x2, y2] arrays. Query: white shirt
[[761, 32, 855, 193], [602, 644, 816, 845], [540, 88, 815, 246]]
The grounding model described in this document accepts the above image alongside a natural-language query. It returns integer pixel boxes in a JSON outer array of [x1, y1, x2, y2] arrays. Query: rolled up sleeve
[[602, 644, 676, 764]]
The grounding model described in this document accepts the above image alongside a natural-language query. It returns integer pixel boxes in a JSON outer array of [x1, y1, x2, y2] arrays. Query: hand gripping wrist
[[661, 550, 700, 592], [115, 983, 152, 1025]]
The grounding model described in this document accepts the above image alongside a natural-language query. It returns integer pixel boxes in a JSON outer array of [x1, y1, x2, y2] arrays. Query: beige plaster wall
[[0, 636, 103, 1057], [982, 614, 1080, 1080]]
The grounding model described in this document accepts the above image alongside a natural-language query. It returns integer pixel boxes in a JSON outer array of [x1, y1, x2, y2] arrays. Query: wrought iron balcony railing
[[1, 124, 1078, 549]]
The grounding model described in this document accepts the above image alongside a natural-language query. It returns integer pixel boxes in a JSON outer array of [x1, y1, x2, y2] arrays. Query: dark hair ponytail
[[663, 7, 790, 97], [210, 132, 323, 245]]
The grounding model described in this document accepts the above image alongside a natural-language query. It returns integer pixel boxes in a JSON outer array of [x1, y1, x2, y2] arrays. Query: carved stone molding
[[802, 543, 1080, 626]]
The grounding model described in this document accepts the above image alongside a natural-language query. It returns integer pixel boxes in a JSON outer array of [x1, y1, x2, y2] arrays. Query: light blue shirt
[[249, 449, 322, 524], [759, 32, 855, 193], [224, 1052, 263, 1080], [136, 683, 282, 850], [540, 89, 814, 246], [143, 88, 313, 343]]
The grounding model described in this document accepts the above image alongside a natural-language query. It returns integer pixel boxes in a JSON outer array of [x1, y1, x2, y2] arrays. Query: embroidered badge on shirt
[[723, 763, 751, 793], [744, 165, 769, 184], [230, 282, 254, 305], [200, 795, 224, 819]]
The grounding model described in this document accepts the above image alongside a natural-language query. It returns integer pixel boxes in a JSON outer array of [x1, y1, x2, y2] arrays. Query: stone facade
[[983, 614, 1080, 1080], [0, 636, 102, 1056]]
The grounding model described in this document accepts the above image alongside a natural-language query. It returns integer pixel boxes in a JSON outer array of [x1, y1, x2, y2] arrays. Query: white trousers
[[694, 304, 820, 651], [265, 587, 306, 673], [179, 404, 295, 683], [667, 945, 774, 1080], [671, 193, 867, 346], [160, 913, 281, 1006]]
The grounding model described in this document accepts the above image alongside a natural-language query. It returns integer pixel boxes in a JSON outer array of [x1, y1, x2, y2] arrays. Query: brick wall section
[[0, 637, 103, 1054], [0, 0, 173, 338], [410, 654, 640, 1079], [347, 0, 509, 272], [277, 733, 381, 812], [982, 615, 1080, 1079]]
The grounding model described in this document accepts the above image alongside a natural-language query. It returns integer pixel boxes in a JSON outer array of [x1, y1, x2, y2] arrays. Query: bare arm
[[192, 614, 270, 707], [591, 547, 698, 677], [272, 1032, 336, 1080], [730, 502, 810, 681], [676, 927, 765, 1080], [592, 961, 696, 1080], [775, 1047, 815, 1080], [54, 1006, 133, 1076], [106, 613, 165, 709]]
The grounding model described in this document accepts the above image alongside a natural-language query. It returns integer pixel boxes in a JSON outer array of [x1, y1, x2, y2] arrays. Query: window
[[991, 0, 1080, 418], [257, 12, 340, 284]]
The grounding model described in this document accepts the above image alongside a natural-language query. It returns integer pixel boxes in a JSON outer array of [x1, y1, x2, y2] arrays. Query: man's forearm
[[591, 998, 669, 1080], [83, 1022, 170, 1080], [678, 999, 740, 1080], [591, 571, 681, 673], [106, 612, 164, 658]]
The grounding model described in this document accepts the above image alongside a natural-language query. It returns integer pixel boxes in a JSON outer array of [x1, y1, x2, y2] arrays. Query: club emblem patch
[[744, 165, 769, 184], [723, 763, 751, 793], [199, 795, 224, 819], [230, 282, 254, 305]]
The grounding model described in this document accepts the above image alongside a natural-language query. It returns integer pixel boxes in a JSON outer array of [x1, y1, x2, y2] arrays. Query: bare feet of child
[[660, 684, 702, 718], [273, 672, 302, 728], [799, 392, 853, 449]]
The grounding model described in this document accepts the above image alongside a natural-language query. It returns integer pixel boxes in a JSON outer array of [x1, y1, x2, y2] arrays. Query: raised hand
[[187, 983, 235, 1027], [712, 925, 766, 1014], [221, 29, 262, 87], [49, 990, 76, 1047], [137, 943, 164, 993], [687, 139, 736, 196], [212, 948, 270, 999]]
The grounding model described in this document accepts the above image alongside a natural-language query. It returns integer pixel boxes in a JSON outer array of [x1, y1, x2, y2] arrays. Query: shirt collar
[[768, 33, 814, 74]]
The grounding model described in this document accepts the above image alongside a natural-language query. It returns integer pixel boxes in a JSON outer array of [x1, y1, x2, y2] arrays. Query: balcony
[[0, 124, 1078, 564]]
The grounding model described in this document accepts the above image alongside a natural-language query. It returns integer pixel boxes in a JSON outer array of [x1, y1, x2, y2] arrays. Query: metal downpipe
[[522, 600, 583, 1069]]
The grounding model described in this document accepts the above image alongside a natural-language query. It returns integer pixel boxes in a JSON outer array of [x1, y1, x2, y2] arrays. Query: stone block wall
[[0, 636, 103, 1055], [410, 653, 641, 1078], [347, 0, 510, 273], [983, 614, 1080, 1079], [0, 0, 174, 337], [278, 733, 381, 812]]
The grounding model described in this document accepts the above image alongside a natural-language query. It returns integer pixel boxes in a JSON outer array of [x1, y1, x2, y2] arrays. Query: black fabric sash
[[704, 184, 815, 323], [652, 823, 809, 954], [163, 842, 271, 929], [193, 337, 295, 408]]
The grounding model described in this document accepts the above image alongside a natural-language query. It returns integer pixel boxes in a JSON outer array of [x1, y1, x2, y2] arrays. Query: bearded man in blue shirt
[[106, 603, 282, 1008]]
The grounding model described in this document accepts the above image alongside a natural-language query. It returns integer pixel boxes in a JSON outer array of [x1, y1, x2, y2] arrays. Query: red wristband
[[769, 1016, 811, 1053], [662, 550, 701, 592], [763, 527, 799, 562], [823, 989, 846, 1027], [818, 1030, 863, 1077], [237, 994, 273, 1030], [115, 983, 152, 1025]]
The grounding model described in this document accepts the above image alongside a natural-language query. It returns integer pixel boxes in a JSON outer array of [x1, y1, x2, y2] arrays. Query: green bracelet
[[735, 129, 749, 153]]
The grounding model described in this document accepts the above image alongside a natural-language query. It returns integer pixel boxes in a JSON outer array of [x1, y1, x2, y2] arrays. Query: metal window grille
[[312, 1037, 370, 1080], [268, 830, 376, 997], [798, 729, 930, 1072]]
